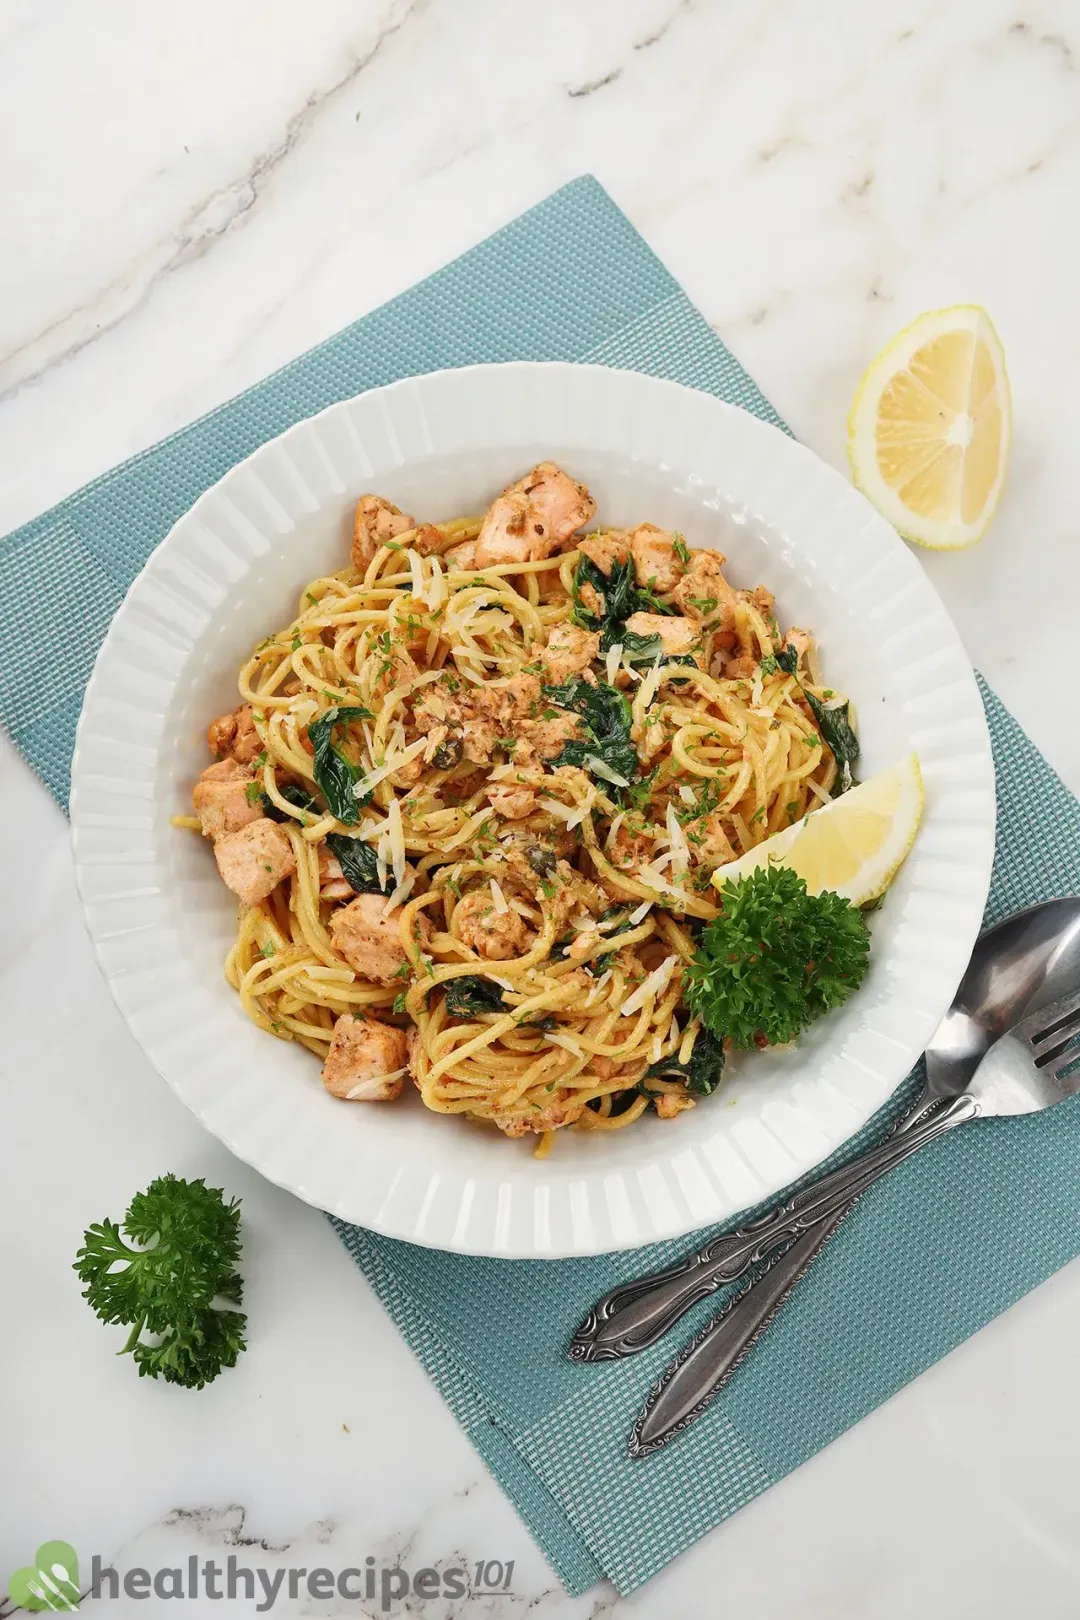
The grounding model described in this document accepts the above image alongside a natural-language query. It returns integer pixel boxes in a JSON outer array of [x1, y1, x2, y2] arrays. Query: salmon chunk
[[213, 817, 296, 907], [692, 813, 737, 867], [446, 539, 479, 570], [475, 462, 595, 567], [207, 704, 262, 764], [486, 781, 537, 820], [541, 622, 600, 683], [321, 1015, 408, 1100], [631, 525, 683, 594], [453, 887, 530, 961], [577, 532, 631, 575], [673, 550, 737, 629], [192, 759, 262, 841], [623, 612, 700, 660], [352, 494, 415, 572], [318, 846, 354, 900], [516, 713, 582, 765], [330, 892, 426, 985]]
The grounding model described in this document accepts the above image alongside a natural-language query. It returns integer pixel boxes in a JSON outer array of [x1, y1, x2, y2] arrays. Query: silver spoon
[[570, 898, 1080, 1365], [631, 967, 1080, 1454]]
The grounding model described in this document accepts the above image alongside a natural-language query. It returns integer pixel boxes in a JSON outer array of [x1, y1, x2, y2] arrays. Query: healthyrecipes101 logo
[[6, 1543, 517, 1612], [7, 1542, 81, 1611]]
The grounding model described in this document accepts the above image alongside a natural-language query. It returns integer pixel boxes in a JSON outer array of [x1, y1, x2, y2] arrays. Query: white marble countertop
[[4, 1, 1080, 1614]]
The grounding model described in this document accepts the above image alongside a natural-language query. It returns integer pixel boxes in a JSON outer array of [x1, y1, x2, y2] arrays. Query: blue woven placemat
[[5, 177, 1080, 1596]]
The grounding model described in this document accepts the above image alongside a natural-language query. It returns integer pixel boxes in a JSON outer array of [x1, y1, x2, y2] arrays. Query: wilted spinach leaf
[[308, 706, 372, 824], [325, 832, 387, 895], [775, 646, 859, 795], [443, 976, 507, 1018], [570, 553, 674, 659], [644, 1026, 726, 1097], [262, 782, 319, 822], [544, 677, 638, 787], [618, 626, 665, 666]]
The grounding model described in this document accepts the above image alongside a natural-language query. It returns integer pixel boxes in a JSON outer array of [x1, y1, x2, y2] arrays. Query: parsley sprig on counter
[[685, 866, 870, 1048], [74, 1175, 246, 1389]]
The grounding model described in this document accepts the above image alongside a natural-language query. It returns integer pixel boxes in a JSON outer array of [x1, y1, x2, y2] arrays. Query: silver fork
[[627, 983, 1080, 1455]]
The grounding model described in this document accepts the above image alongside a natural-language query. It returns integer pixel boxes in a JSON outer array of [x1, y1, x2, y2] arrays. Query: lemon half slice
[[848, 306, 1011, 550], [711, 755, 923, 906]]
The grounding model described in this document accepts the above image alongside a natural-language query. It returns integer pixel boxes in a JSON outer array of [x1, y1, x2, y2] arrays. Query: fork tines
[[1025, 987, 1080, 1071]]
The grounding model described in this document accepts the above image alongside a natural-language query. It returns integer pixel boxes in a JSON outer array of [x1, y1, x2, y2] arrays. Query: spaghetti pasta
[[180, 463, 849, 1145]]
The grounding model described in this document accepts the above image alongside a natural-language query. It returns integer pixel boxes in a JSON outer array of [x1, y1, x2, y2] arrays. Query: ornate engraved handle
[[570, 1092, 978, 1364], [628, 1093, 979, 1453]]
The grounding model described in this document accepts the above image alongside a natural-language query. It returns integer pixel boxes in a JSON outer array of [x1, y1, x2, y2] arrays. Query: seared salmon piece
[[321, 1015, 408, 1100], [474, 462, 594, 566], [213, 817, 296, 906]]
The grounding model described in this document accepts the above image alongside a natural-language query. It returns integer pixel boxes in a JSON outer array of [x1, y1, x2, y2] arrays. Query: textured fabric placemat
[[4, 177, 1080, 1596]]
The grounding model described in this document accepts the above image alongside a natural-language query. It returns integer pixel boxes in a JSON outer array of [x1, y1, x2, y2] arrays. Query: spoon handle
[[571, 1090, 974, 1363], [629, 1093, 978, 1454], [619, 1086, 943, 1404]]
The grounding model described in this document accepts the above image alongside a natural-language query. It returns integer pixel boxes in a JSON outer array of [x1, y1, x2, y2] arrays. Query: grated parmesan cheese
[[426, 555, 446, 611], [620, 954, 678, 1018], [387, 797, 406, 886], [585, 754, 629, 788], [638, 657, 663, 709], [628, 900, 653, 925], [604, 812, 626, 851], [490, 878, 508, 915], [382, 871, 415, 913], [605, 642, 623, 684], [345, 1066, 406, 1100], [666, 802, 690, 871], [546, 1031, 585, 1057], [538, 797, 575, 823], [352, 735, 427, 800]]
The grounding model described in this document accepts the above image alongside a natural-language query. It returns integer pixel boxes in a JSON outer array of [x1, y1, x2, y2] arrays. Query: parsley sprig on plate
[[685, 866, 870, 1048]]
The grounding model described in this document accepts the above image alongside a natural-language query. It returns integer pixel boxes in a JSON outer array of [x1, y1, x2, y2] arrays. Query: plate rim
[[69, 359, 996, 1257]]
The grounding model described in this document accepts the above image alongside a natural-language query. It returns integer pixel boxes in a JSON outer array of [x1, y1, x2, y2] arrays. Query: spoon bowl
[[925, 897, 1080, 1095]]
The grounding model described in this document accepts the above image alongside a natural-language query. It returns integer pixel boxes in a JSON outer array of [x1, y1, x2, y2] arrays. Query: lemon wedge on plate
[[848, 305, 1011, 550], [711, 755, 924, 907]]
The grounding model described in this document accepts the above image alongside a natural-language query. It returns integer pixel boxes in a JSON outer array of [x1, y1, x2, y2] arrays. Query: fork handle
[[622, 1087, 944, 1410], [629, 1093, 979, 1453], [571, 1092, 979, 1363]]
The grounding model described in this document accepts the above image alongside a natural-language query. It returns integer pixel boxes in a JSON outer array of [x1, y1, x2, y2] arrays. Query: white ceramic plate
[[70, 362, 995, 1258]]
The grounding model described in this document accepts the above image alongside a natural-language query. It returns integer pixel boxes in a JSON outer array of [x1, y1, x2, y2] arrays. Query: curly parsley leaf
[[543, 676, 638, 787], [74, 1175, 246, 1390], [685, 865, 870, 1049], [325, 832, 388, 895], [308, 706, 372, 824], [444, 976, 507, 1018]]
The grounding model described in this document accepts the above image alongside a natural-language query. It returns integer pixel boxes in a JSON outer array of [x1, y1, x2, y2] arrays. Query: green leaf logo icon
[[7, 1542, 80, 1611]]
